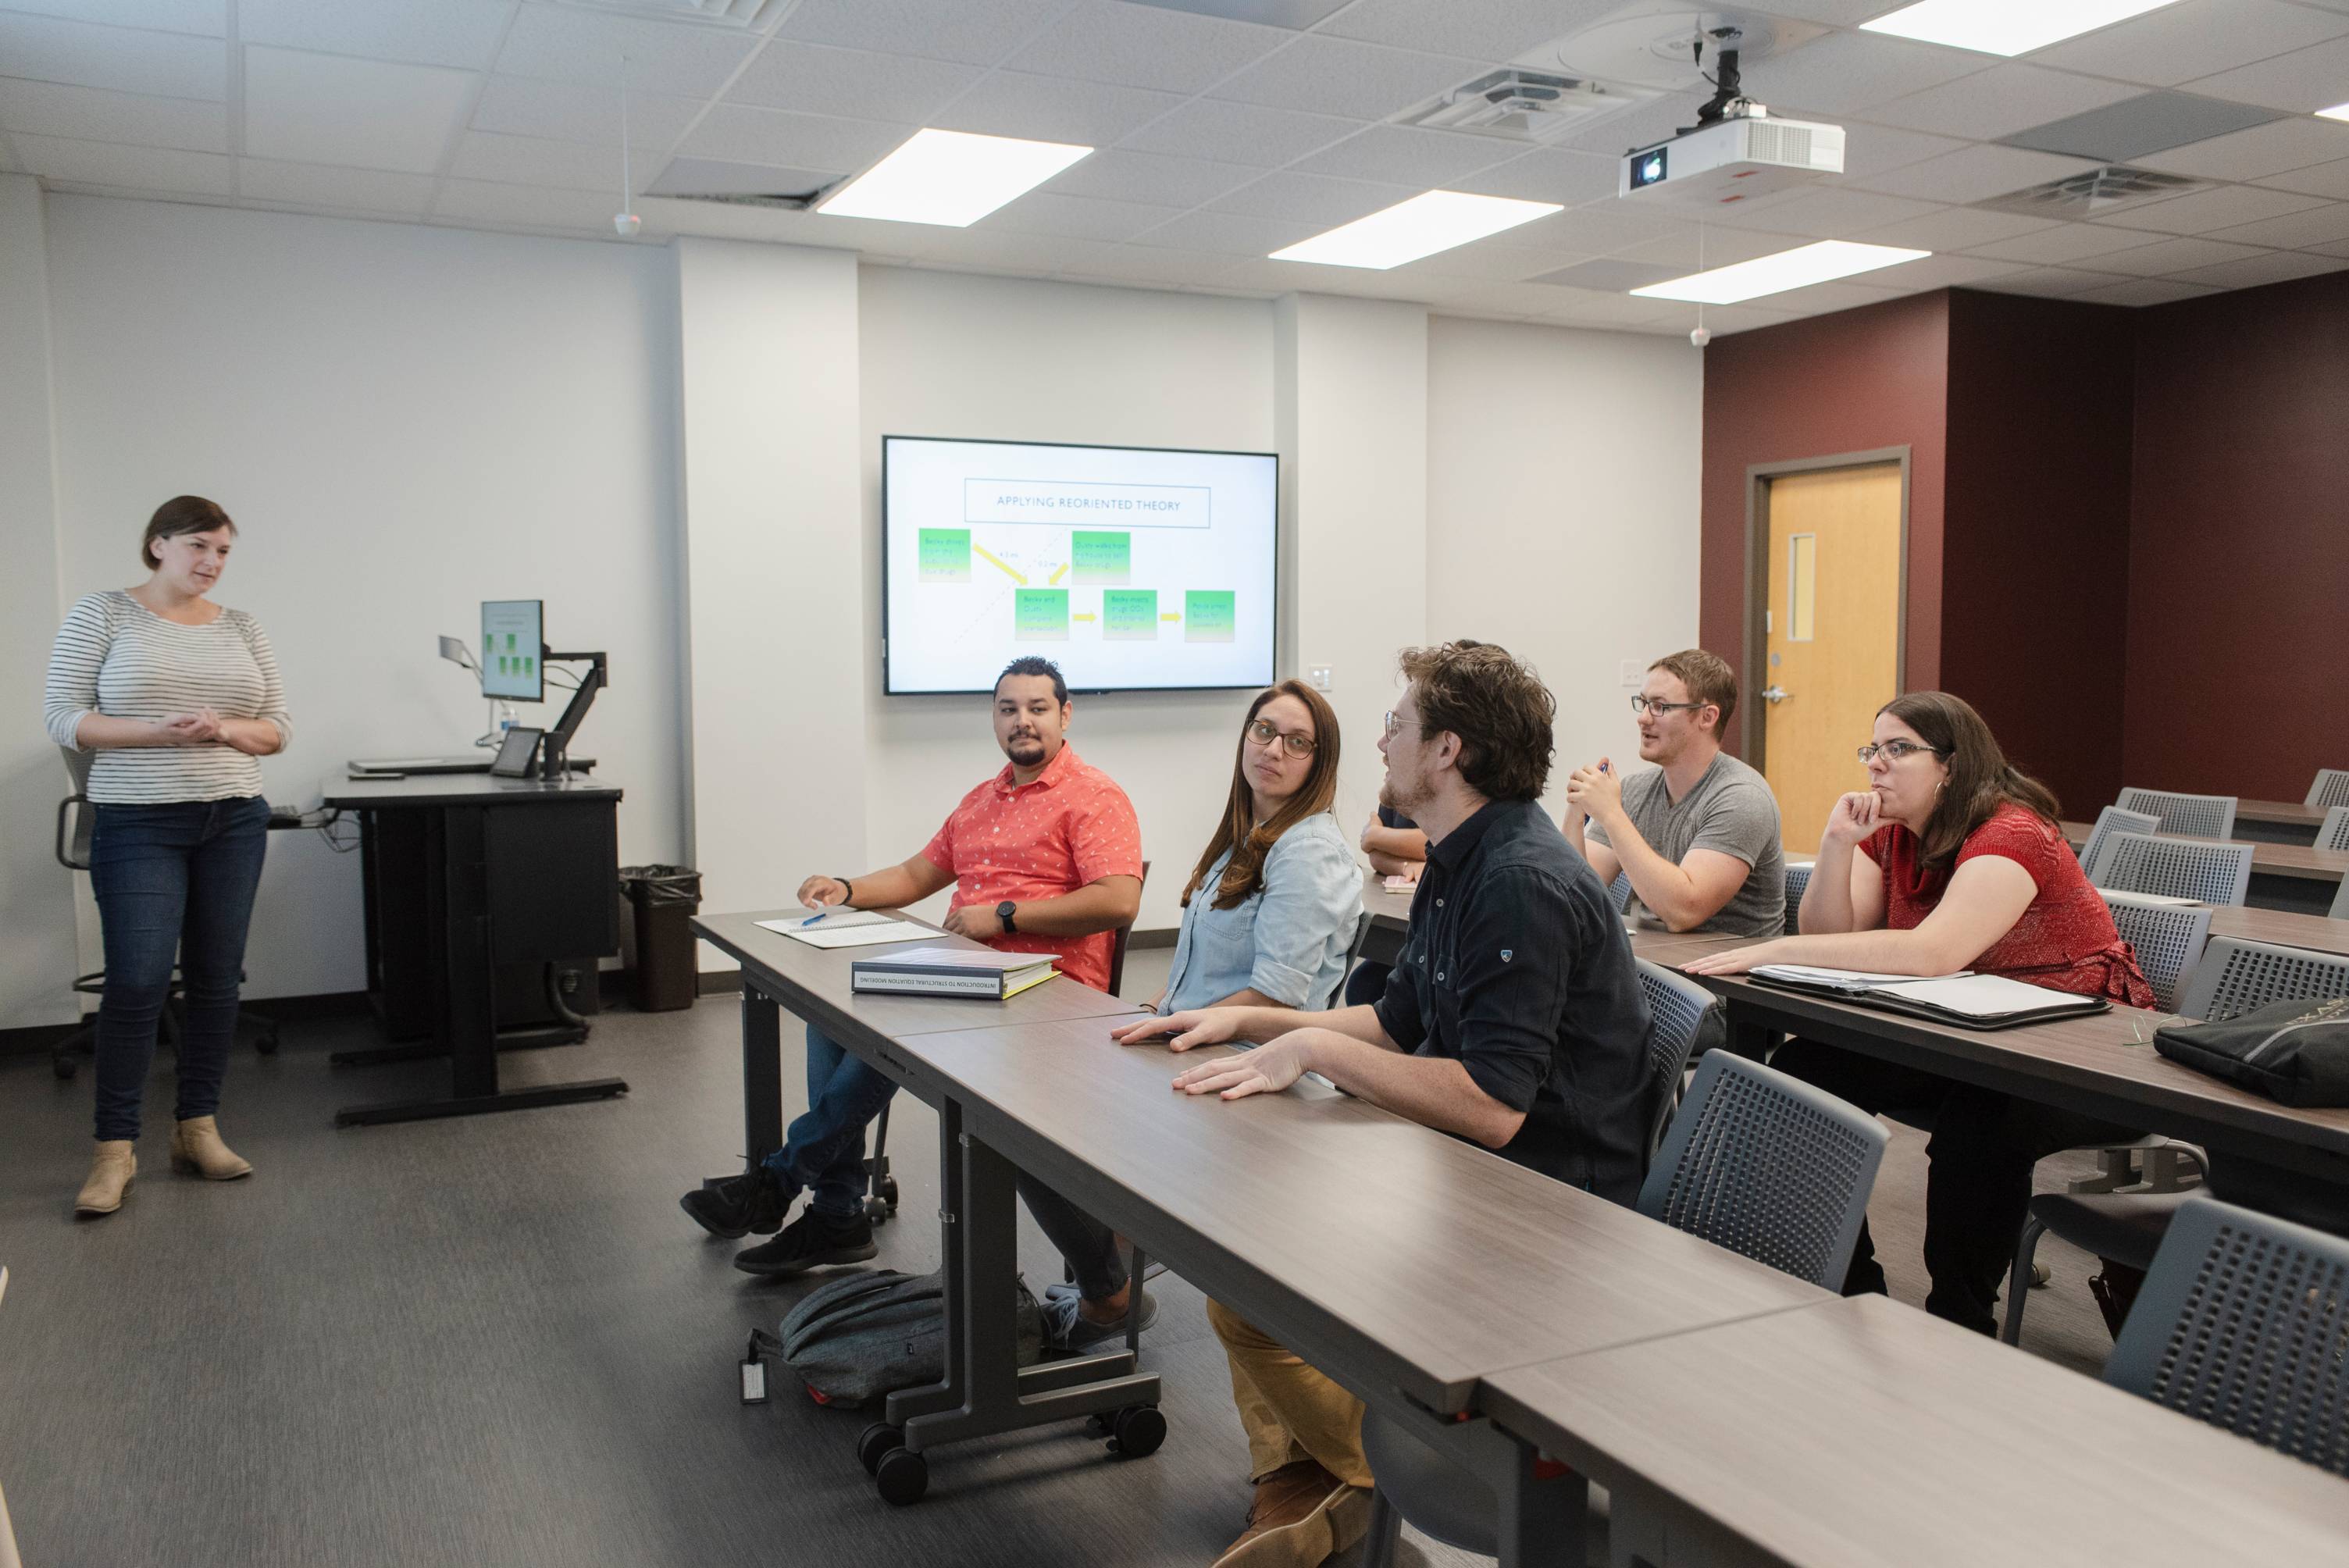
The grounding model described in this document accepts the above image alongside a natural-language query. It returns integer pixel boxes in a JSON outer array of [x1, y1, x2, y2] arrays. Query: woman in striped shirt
[[44, 496, 291, 1218]]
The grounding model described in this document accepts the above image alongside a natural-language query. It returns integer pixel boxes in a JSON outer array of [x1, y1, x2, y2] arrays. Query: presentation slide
[[883, 437, 1278, 694], [480, 599, 543, 700]]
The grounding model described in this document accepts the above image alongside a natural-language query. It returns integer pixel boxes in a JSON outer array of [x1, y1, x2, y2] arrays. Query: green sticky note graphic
[[1102, 589, 1157, 641], [1071, 531, 1131, 586], [522, 657, 534, 675], [918, 528, 972, 583], [1185, 590, 1235, 643], [1015, 588, 1069, 641]]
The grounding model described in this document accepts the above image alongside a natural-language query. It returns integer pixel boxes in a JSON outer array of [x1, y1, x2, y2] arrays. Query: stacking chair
[[2003, 937, 2349, 1345], [1360, 1054, 1886, 1567], [2094, 831, 2255, 907], [2103, 1196, 2349, 1475], [2318, 804, 2349, 854], [1631, 960, 1723, 1160], [1782, 861, 1812, 935], [2114, 787, 2237, 842], [2333, 876, 2349, 922], [2068, 894, 2215, 1197], [2076, 804, 2163, 882], [2308, 768, 2349, 812], [1606, 869, 1634, 915]]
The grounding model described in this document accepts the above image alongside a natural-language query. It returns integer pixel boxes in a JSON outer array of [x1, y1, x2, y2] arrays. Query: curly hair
[[1398, 641, 1556, 803]]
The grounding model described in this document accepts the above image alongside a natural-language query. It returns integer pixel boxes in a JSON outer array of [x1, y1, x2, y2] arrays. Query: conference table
[[2233, 796, 2332, 845], [2059, 819, 2347, 915]]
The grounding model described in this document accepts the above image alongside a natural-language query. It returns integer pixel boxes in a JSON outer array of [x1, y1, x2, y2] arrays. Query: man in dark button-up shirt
[[1112, 640, 1652, 1568]]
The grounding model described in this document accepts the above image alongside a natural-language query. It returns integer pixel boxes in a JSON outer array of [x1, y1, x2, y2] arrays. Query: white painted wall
[[1424, 315, 1706, 820], [40, 197, 690, 1000]]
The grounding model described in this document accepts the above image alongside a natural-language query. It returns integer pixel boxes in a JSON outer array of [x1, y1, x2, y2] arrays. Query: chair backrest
[[2308, 768, 2349, 811], [1632, 960, 1722, 1160], [2332, 876, 2349, 922], [2104, 1195, 2349, 1476], [2317, 804, 2349, 855], [2175, 936, 2349, 1025], [2115, 787, 2237, 842], [1636, 1050, 1887, 1292], [2096, 832, 2255, 907], [1106, 860, 1150, 999], [1607, 869, 1635, 914], [1782, 862, 1812, 935], [2078, 804, 2164, 882], [2098, 892, 2215, 1014], [55, 745, 96, 871]]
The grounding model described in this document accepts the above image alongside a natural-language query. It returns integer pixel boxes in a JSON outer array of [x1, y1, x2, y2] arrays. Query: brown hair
[[1649, 648, 1738, 739], [141, 496, 236, 569], [1182, 681, 1343, 911], [1879, 690, 2062, 871], [1398, 641, 1556, 803]]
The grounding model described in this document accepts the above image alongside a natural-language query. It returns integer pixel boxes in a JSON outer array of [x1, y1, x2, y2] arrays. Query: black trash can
[[620, 864, 702, 1013]]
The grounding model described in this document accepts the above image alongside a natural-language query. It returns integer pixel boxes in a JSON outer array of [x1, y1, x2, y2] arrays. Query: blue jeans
[[762, 1027, 900, 1221], [88, 796, 270, 1142]]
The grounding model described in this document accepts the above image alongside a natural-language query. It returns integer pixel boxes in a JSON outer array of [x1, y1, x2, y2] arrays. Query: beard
[[1380, 768, 1428, 818], [1006, 733, 1047, 765]]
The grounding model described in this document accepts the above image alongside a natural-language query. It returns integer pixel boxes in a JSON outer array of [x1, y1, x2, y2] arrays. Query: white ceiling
[[6, 0, 2349, 336]]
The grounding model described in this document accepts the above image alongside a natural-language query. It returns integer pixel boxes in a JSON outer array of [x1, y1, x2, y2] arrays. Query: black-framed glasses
[[1856, 740, 1948, 764], [1630, 695, 1710, 717], [1246, 718, 1317, 758]]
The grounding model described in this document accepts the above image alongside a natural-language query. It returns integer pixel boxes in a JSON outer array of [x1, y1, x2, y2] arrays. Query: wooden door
[[1760, 463, 1903, 851]]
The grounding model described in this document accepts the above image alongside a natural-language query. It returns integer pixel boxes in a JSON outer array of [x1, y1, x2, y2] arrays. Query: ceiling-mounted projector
[[1620, 109, 1845, 205]]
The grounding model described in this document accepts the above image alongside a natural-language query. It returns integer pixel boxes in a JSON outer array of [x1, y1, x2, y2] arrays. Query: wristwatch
[[996, 900, 1018, 934]]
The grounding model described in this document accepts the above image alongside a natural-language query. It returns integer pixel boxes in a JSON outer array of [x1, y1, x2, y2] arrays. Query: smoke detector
[[1973, 165, 2207, 219], [1399, 68, 1650, 144]]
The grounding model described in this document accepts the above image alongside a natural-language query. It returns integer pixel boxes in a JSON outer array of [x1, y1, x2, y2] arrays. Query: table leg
[[742, 984, 784, 1166], [1724, 1001, 1776, 1064]]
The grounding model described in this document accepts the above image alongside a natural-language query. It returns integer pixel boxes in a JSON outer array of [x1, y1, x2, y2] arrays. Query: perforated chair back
[[2317, 804, 2349, 854], [2175, 936, 2349, 1025], [1607, 869, 1634, 914], [2098, 892, 2214, 1014], [1633, 960, 1721, 1160], [2104, 1195, 2349, 1476], [2115, 787, 2237, 841], [2333, 877, 2349, 922], [2078, 804, 2163, 882], [2096, 832, 2255, 907], [2308, 769, 2349, 811], [1636, 1050, 1887, 1291], [1782, 862, 1812, 935]]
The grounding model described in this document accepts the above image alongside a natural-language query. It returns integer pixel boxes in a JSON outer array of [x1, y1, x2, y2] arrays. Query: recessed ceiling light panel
[[1631, 240, 1932, 304], [2320, 102, 2349, 124], [818, 128, 1091, 227], [1269, 191, 1563, 270], [1862, 0, 2183, 58]]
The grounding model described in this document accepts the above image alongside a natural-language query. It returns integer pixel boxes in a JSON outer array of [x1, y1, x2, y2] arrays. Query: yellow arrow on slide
[[974, 545, 1026, 584], [1049, 562, 1070, 585], [1160, 612, 1182, 622], [1071, 613, 1097, 622]]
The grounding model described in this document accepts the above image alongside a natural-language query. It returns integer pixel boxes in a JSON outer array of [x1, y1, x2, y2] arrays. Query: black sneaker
[[680, 1165, 786, 1239], [734, 1208, 877, 1277]]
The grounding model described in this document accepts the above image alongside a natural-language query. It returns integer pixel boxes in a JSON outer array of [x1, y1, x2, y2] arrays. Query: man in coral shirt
[[683, 658, 1147, 1331]]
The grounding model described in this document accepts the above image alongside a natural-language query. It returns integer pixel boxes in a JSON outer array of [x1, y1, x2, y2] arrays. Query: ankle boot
[[75, 1140, 137, 1217], [170, 1116, 253, 1181]]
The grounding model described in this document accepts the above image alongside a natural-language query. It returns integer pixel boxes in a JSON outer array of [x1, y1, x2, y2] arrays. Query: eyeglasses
[[1630, 695, 1709, 717], [1856, 740, 1948, 764], [1382, 711, 1421, 739], [1246, 718, 1317, 758]]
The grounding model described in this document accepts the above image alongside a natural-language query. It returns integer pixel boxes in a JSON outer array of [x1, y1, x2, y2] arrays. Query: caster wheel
[[857, 1423, 903, 1477], [863, 1194, 890, 1224], [1108, 1406, 1165, 1459], [878, 1176, 900, 1209], [55, 1060, 77, 1082], [874, 1446, 928, 1505], [255, 1033, 280, 1056], [1085, 1413, 1113, 1438]]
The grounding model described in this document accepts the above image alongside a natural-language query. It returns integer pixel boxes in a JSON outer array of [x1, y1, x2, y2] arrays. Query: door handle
[[1761, 686, 1790, 704]]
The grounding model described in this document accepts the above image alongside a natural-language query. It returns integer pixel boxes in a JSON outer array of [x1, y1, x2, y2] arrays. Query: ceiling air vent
[[1973, 165, 2206, 220], [1399, 69, 1649, 144]]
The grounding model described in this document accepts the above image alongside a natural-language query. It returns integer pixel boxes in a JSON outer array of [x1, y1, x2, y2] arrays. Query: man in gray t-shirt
[[1562, 650, 1787, 939]]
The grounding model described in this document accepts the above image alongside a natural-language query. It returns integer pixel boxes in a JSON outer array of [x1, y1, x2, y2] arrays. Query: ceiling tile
[[2163, 249, 2349, 289], [433, 176, 637, 234], [2001, 91, 2283, 162], [1741, 31, 1992, 116], [1832, 123, 1969, 182], [1850, 144, 2103, 204], [0, 1, 222, 34], [931, 70, 1185, 146], [1207, 34, 1478, 121], [1862, 252, 2028, 290], [1319, 0, 1616, 56], [1703, 185, 1943, 237], [2205, 201, 2349, 248], [645, 156, 835, 197], [2185, 34, 2349, 112], [238, 0, 511, 71], [9, 130, 229, 191], [1962, 221, 2171, 263], [1120, 97, 1359, 166], [494, 2, 760, 98], [1128, 207, 1320, 255], [1852, 205, 2060, 250], [1552, 91, 1706, 157], [235, 157, 435, 215], [678, 106, 907, 174], [1870, 64, 2140, 141], [2137, 116, 2349, 180], [1445, 145, 1620, 206], [2261, 158, 2349, 199], [778, 0, 1070, 66], [1608, 224, 1816, 269], [2097, 183, 2328, 233], [1040, 148, 1259, 206], [1398, 241, 1574, 280], [2085, 234, 2272, 273], [984, 190, 1189, 241], [1440, 279, 1615, 317], [0, 11, 225, 99], [0, 77, 226, 151], [1524, 256, 1679, 291], [471, 76, 704, 148], [2031, 0, 2349, 86], [1004, 1, 1288, 94], [1061, 245, 1245, 287], [242, 45, 473, 174], [1203, 169, 1415, 224], [2067, 276, 2223, 306], [1969, 265, 2139, 297], [1288, 123, 1513, 184], [725, 41, 979, 122], [448, 129, 625, 192], [1750, 280, 1908, 315], [0, 136, 17, 173]]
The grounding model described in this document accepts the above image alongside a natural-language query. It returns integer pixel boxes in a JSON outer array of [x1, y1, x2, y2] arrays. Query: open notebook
[[1749, 965, 2110, 1030]]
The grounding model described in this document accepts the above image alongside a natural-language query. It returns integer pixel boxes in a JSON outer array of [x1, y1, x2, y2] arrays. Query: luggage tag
[[740, 1331, 771, 1405]]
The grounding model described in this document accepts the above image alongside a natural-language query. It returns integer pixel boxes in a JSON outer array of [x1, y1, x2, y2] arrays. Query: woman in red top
[[1686, 691, 2151, 1334]]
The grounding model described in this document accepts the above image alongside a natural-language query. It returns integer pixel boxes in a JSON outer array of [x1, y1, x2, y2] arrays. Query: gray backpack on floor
[[768, 1269, 1046, 1407]]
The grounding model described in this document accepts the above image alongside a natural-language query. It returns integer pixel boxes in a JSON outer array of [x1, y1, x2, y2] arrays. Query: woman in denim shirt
[[1149, 679, 1362, 1017]]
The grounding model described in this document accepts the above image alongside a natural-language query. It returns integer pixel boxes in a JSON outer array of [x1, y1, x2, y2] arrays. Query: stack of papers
[[757, 910, 932, 949], [1750, 965, 2109, 1029]]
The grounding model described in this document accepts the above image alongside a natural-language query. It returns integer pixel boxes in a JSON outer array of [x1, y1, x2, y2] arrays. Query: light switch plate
[[1619, 660, 1641, 687], [1307, 666, 1333, 692]]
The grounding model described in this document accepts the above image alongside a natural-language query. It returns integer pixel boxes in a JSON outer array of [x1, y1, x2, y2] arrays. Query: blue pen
[[801, 907, 839, 927]]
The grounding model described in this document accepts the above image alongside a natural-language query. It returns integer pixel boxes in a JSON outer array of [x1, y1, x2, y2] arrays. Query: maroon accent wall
[[1698, 290, 1949, 757], [2124, 270, 2349, 800], [1941, 290, 2137, 815]]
